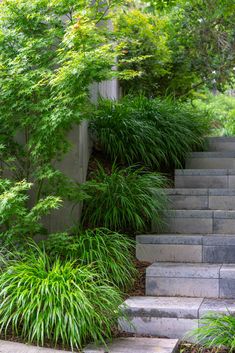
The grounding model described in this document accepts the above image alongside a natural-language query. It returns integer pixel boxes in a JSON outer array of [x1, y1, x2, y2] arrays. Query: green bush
[[114, 8, 171, 96], [0, 179, 62, 248], [90, 96, 211, 169], [45, 228, 137, 290], [0, 248, 124, 350], [81, 164, 168, 232], [188, 313, 235, 352], [194, 92, 235, 136]]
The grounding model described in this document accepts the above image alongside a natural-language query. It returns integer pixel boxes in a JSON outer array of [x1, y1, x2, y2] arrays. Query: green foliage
[[194, 92, 235, 136], [0, 179, 62, 248], [188, 313, 235, 352], [45, 228, 137, 290], [114, 8, 171, 96], [0, 246, 124, 350], [81, 163, 168, 232], [90, 96, 211, 169], [0, 0, 123, 201], [163, 0, 235, 97]]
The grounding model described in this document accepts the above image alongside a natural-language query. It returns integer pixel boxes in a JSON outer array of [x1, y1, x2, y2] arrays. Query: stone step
[[186, 152, 235, 169], [155, 210, 235, 234], [119, 296, 235, 339], [153, 210, 235, 234], [207, 136, 235, 152], [175, 169, 235, 188], [166, 188, 235, 210], [136, 234, 235, 264], [85, 337, 179, 353], [146, 262, 235, 298]]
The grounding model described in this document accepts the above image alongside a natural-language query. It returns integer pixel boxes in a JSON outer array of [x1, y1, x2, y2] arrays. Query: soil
[[128, 259, 150, 297], [179, 342, 228, 353]]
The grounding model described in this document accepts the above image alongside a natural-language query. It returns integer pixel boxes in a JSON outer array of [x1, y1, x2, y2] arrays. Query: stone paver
[[84, 337, 179, 353], [0, 340, 71, 353]]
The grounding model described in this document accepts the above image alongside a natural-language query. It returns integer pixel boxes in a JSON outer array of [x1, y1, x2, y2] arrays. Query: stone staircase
[[119, 136, 235, 339]]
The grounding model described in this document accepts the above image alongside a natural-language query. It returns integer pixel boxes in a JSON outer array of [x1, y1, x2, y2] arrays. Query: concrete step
[[146, 262, 235, 298], [155, 210, 235, 234], [166, 188, 235, 210], [175, 169, 235, 188], [136, 234, 235, 264], [186, 152, 235, 169], [207, 136, 235, 152], [153, 210, 235, 234], [119, 296, 235, 339], [85, 337, 179, 353]]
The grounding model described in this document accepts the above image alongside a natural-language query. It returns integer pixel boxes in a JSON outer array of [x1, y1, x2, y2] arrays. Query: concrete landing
[[0, 340, 71, 353], [84, 337, 179, 353]]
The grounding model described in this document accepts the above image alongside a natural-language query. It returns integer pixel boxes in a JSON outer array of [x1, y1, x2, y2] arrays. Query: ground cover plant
[[45, 228, 137, 290], [0, 247, 124, 350], [81, 163, 168, 233], [187, 313, 235, 352], [90, 96, 211, 170]]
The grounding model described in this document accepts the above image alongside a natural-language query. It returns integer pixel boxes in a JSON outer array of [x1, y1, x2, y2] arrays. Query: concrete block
[[165, 189, 208, 209], [175, 170, 228, 189], [207, 137, 235, 152], [186, 152, 235, 169], [146, 277, 219, 297], [219, 265, 235, 299], [213, 211, 235, 234], [121, 296, 203, 319], [146, 263, 221, 297], [119, 317, 198, 339], [203, 246, 235, 263], [162, 210, 213, 234], [146, 262, 220, 278], [199, 298, 235, 317], [136, 234, 203, 245], [136, 244, 202, 263], [209, 189, 235, 209], [84, 337, 179, 353]]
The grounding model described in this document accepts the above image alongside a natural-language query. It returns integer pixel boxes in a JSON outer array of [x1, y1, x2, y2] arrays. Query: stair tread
[[84, 337, 179, 353], [121, 296, 235, 318], [137, 234, 235, 245]]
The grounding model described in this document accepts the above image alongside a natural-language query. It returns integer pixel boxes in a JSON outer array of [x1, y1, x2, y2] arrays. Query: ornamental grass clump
[[90, 96, 211, 169], [45, 228, 137, 290], [187, 313, 235, 352], [0, 248, 124, 350], [81, 164, 168, 232]]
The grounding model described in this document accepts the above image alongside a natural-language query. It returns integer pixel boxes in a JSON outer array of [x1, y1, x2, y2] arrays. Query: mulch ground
[[180, 342, 228, 353]]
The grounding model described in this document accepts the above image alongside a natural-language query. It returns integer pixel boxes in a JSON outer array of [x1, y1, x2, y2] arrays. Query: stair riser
[[153, 217, 235, 234], [146, 278, 235, 299], [119, 317, 197, 339], [137, 244, 235, 264], [169, 194, 235, 210], [175, 175, 235, 188], [207, 138, 235, 152], [186, 157, 235, 169]]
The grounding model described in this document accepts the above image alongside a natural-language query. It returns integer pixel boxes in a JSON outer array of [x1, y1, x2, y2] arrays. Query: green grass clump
[[45, 228, 137, 290], [81, 164, 168, 232], [187, 313, 235, 352], [90, 95, 211, 169], [0, 248, 124, 350]]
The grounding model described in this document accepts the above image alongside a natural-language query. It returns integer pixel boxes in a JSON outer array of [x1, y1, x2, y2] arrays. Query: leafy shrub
[[188, 313, 235, 352], [0, 248, 124, 350], [45, 228, 137, 290], [0, 179, 62, 248], [81, 164, 168, 233], [194, 92, 235, 136], [114, 8, 171, 96], [90, 96, 211, 169]]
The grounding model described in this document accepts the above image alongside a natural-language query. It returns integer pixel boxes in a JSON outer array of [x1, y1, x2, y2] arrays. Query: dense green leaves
[[0, 247, 124, 350], [188, 313, 235, 352], [81, 163, 168, 232], [45, 228, 137, 290], [90, 96, 211, 169]]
